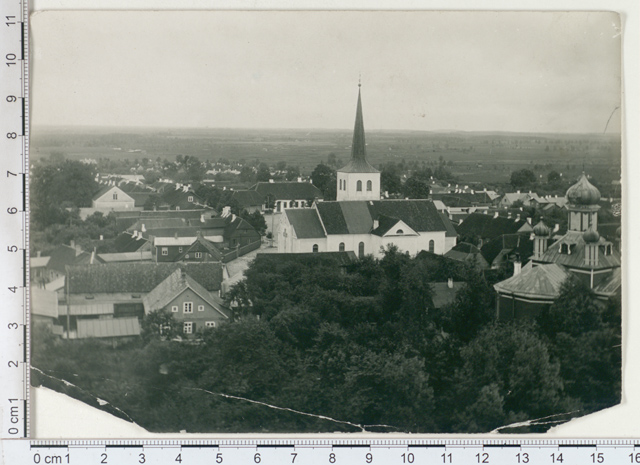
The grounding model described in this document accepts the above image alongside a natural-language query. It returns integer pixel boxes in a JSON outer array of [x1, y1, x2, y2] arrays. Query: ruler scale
[[0, 0, 29, 441], [3, 439, 640, 464]]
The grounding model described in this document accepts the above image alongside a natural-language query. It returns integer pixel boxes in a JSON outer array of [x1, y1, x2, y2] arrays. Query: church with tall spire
[[277, 83, 457, 258], [336, 83, 381, 201]]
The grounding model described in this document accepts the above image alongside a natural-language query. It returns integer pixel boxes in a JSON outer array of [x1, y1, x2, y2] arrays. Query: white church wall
[[336, 172, 380, 201]]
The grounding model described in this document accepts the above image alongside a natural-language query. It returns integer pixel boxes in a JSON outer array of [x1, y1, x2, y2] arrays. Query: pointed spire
[[351, 84, 367, 162]]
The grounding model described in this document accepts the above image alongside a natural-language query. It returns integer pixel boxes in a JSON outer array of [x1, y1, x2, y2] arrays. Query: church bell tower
[[336, 83, 381, 201]]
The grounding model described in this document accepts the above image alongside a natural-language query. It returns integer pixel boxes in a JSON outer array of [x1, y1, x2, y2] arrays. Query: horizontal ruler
[[3, 440, 640, 465]]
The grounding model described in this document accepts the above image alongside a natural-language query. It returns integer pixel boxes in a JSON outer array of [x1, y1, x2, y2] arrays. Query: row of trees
[[32, 247, 620, 433]]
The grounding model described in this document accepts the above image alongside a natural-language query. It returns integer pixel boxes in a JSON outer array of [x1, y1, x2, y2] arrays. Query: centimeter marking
[[1, 439, 640, 464], [0, 0, 29, 440]]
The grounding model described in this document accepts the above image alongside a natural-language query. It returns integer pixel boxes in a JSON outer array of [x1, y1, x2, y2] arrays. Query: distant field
[[31, 127, 621, 186]]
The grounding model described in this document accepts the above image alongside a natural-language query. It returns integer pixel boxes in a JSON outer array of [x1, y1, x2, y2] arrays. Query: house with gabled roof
[[231, 189, 265, 213], [251, 180, 323, 212], [143, 268, 229, 335], [456, 212, 533, 246], [57, 262, 228, 339]]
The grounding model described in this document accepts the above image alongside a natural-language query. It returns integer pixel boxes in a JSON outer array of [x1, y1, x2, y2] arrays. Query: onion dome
[[566, 173, 601, 205], [583, 225, 600, 243], [533, 220, 550, 236]]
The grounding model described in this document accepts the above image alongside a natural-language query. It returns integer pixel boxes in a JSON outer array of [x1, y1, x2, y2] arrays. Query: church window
[[429, 240, 435, 253], [357, 180, 362, 192], [358, 242, 365, 258], [339, 242, 345, 252], [396, 229, 404, 235], [367, 180, 372, 191], [112, 192, 118, 200], [312, 244, 319, 253]]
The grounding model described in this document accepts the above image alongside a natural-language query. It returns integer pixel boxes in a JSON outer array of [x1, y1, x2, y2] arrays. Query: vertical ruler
[[0, 0, 29, 439]]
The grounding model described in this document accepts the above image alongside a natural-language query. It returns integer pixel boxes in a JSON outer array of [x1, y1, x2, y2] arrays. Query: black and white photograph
[[28, 9, 624, 435]]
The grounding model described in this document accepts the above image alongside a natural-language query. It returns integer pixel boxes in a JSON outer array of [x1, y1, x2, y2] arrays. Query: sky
[[31, 10, 622, 133]]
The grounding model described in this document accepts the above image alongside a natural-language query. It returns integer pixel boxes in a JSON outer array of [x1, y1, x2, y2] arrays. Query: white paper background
[[27, 0, 639, 438]]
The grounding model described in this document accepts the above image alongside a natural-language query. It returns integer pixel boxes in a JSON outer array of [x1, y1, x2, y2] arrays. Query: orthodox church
[[278, 85, 457, 258], [494, 173, 621, 319]]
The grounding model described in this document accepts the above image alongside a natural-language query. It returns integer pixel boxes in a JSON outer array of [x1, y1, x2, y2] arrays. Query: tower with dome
[[494, 173, 621, 320]]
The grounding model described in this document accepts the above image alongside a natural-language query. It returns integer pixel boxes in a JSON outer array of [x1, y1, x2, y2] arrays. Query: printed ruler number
[[517, 453, 529, 463], [477, 453, 489, 463]]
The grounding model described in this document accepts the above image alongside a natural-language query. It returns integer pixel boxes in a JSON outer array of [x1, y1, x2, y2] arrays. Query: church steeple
[[351, 83, 367, 163], [336, 82, 381, 201]]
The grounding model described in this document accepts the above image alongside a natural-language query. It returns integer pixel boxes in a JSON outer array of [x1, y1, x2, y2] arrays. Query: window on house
[[560, 243, 569, 254], [162, 248, 168, 256], [175, 206, 180, 211], [429, 240, 435, 253], [185, 254, 190, 259], [195, 252, 202, 258], [339, 242, 345, 252], [183, 322, 193, 334], [178, 247, 183, 253], [198, 305, 204, 312], [312, 244, 319, 253], [112, 193, 118, 200], [205, 321, 217, 328], [367, 180, 372, 191], [188, 196, 194, 202], [396, 229, 404, 235], [358, 242, 365, 258], [171, 305, 178, 313], [357, 180, 362, 192], [183, 302, 193, 313]]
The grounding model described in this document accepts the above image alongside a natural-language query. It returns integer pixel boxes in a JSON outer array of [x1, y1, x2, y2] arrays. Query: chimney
[[70, 240, 75, 249], [297, 177, 302, 183], [527, 217, 532, 225], [141, 224, 146, 232], [507, 212, 512, 219], [493, 212, 499, 219], [174, 232, 178, 239], [373, 219, 379, 229], [513, 260, 522, 276], [200, 214, 205, 223], [222, 206, 231, 217], [37, 251, 41, 257], [269, 179, 274, 183], [553, 224, 560, 233], [176, 183, 181, 190], [133, 230, 138, 238], [90, 250, 96, 265], [517, 190, 520, 194], [515, 214, 520, 222], [447, 277, 453, 289], [99, 234, 104, 241]]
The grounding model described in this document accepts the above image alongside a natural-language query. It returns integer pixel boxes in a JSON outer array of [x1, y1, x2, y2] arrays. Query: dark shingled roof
[[480, 234, 534, 265], [232, 189, 265, 207], [444, 242, 490, 269], [315, 202, 350, 234], [368, 200, 451, 233], [252, 182, 322, 202], [315, 199, 453, 236], [456, 212, 531, 240], [285, 209, 326, 239], [91, 185, 116, 201], [113, 232, 149, 253], [68, 262, 224, 294], [254, 251, 358, 267]]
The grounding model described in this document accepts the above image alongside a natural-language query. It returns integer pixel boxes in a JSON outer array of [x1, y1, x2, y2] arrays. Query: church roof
[[494, 263, 569, 299], [285, 209, 326, 239], [537, 231, 621, 270], [337, 87, 379, 174], [314, 199, 452, 236], [566, 173, 601, 206]]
